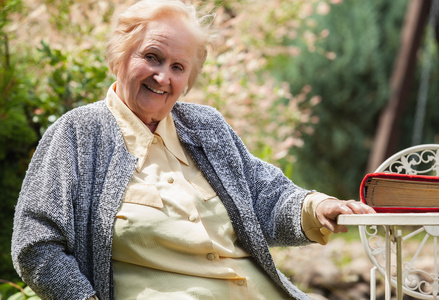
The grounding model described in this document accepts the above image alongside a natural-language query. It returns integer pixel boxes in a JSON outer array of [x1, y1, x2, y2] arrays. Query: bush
[[0, 0, 113, 282], [0, 281, 40, 300], [268, 0, 409, 198]]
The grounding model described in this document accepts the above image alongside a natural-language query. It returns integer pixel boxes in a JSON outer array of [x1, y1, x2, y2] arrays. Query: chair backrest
[[361, 144, 439, 299], [375, 144, 439, 175]]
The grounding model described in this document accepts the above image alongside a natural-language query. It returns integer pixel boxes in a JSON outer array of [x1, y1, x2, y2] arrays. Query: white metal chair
[[359, 144, 439, 299]]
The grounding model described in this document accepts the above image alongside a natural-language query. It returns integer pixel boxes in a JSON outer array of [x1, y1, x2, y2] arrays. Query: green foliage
[[2, 0, 436, 293], [35, 41, 112, 132], [0, 0, 112, 283], [42, 0, 75, 31], [189, 0, 318, 170], [0, 280, 22, 299], [0, 281, 40, 300], [0, 0, 36, 282], [268, 0, 409, 198], [0, 0, 22, 30], [399, 21, 439, 149]]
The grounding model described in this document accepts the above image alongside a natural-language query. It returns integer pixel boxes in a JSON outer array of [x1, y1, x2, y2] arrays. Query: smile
[[144, 84, 166, 95]]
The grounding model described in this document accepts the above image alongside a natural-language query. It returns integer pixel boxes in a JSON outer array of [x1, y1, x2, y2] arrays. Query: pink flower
[[316, 2, 331, 15]]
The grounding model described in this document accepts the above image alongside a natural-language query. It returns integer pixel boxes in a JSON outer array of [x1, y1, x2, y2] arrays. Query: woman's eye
[[145, 54, 158, 63], [172, 64, 184, 73]]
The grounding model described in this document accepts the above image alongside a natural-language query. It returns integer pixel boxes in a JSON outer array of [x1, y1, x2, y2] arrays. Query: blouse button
[[237, 279, 245, 286], [188, 215, 197, 222], [152, 137, 158, 144], [167, 177, 174, 184], [206, 253, 215, 260]]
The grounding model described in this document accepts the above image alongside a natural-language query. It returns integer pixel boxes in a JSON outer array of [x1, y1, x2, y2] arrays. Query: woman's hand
[[315, 199, 376, 233]]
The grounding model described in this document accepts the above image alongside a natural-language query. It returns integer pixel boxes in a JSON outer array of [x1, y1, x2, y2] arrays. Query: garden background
[[1, 0, 438, 299]]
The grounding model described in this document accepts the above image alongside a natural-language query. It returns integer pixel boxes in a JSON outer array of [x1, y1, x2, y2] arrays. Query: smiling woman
[[106, 0, 209, 94], [11, 0, 375, 300], [115, 16, 197, 131]]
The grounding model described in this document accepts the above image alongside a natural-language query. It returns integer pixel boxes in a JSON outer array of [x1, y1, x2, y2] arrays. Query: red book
[[360, 173, 439, 213]]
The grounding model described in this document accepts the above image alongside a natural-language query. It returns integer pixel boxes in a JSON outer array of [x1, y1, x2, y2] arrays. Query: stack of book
[[360, 173, 439, 213]]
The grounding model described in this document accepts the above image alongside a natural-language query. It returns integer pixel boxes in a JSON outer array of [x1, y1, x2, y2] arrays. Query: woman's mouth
[[144, 84, 166, 95]]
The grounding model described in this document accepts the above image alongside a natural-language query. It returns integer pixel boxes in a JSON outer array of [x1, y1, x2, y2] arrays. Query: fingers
[[332, 224, 348, 233], [345, 200, 376, 214], [315, 199, 376, 234], [316, 200, 350, 233], [321, 219, 348, 233]]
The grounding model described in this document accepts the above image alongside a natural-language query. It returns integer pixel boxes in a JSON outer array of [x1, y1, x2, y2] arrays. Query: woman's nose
[[153, 68, 171, 85]]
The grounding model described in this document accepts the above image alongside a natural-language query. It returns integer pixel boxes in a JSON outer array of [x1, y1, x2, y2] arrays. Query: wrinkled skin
[[316, 199, 376, 233]]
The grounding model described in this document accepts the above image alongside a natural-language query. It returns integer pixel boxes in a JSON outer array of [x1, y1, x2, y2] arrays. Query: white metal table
[[338, 213, 439, 300]]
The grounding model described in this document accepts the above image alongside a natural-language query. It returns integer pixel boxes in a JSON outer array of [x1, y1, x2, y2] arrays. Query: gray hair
[[107, 0, 214, 93]]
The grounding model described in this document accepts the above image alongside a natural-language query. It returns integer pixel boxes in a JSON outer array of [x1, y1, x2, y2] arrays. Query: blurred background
[[0, 0, 438, 299]]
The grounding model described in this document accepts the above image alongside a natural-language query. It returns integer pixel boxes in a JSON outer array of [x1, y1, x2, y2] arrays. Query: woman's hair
[[107, 0, 213, 93]]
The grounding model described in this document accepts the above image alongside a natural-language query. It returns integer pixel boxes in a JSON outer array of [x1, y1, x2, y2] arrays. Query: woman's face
[[116, 17, 196, 127]]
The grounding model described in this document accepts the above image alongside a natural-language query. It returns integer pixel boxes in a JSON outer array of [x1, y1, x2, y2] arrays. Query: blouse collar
[[105, 82, 189, 171]]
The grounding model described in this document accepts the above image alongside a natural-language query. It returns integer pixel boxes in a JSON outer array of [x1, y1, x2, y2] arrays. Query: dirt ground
[[271, 235, 436, 300]]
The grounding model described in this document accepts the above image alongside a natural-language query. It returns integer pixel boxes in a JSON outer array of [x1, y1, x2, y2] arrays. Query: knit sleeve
[[11, 116, 96, 300], [224, 123, 313, 247], [172, 102, 313, 247]]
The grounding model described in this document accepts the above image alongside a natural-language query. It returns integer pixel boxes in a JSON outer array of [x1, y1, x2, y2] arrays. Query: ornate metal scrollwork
[[385, 148, 439, 175], [360, 145, 439, 299]]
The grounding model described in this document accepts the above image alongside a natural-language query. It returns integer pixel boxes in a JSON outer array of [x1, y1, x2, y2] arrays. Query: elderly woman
[[11, 0, 375, 299]]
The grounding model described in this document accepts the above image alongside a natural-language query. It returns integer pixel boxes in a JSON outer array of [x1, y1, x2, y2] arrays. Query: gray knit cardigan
[[12, 100, 312, 300]]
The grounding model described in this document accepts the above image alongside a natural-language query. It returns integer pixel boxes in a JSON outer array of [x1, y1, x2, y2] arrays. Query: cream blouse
[[104, 83, 331, 300]]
